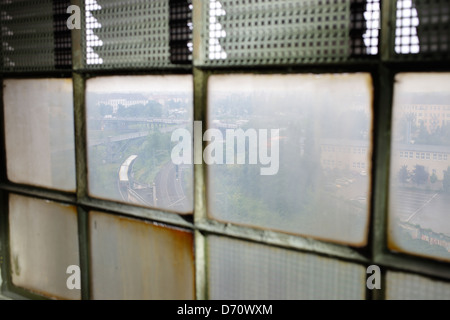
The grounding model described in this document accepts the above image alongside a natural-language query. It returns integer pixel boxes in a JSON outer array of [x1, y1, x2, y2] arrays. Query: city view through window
[[86, 76, 193, 214], [207, 74, 373, 246], [389, 73, 450, 262]]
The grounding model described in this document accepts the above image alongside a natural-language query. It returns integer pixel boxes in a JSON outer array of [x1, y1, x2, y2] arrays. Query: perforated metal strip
[[350, 0, 379, 56], [1, 0, 71, 71], [53, 0, 72, 69], [197, 0, 380, 66], [394, 0, 450, 59], [169, 0, 193, 64], [82, 0, 192, 69]]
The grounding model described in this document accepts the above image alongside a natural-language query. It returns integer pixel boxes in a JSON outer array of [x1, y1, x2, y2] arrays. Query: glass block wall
[[0, 0, 449, 300]]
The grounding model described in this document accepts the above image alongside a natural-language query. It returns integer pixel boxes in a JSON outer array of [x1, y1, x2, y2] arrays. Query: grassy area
[[120, 129, 172, 185], [133, 156, 168, 185], [88, 128, 178, 201], [89, 162, 121, 199]]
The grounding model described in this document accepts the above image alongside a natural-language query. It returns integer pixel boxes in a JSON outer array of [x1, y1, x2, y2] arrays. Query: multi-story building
[[391, 143, 450, 180], [320, 139, 370, 174], [321, 139, 450, 181], [398, 104, 450, 133]]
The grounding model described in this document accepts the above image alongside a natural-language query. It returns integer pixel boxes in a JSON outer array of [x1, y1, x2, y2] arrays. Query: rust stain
[[90, 211, 195, 300], [13, 285, 81, 300]]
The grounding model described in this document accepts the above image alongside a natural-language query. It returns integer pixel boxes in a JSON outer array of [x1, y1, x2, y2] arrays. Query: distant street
[[89, 131, 150, 147], [89, 123, 188, 147]]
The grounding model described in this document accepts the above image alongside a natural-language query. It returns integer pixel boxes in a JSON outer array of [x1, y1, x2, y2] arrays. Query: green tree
[[398, 165, 409, 183], [430, 172, 438, 184], [443, 166, 450, 193], [412, 165, 429, 185], [99, 103, 113, 116], [415, 122, 431, 144]]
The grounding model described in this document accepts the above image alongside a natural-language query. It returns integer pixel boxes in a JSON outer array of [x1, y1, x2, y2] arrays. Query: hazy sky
[[87, 75, 193, 94], [208, 73, 373, 96], [395, 73, 450, 93]]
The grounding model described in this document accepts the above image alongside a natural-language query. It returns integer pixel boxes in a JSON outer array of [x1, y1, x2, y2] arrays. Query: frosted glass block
[[207, 235, 366, 300], [89, 211, 195, 300], [3, 79, 76, 191], [386, 271, 450, 300], [389, 73, 450, 262], [9, 194, 80, 300], [86, 76, 193, 214], [207, 74, 373, 246]]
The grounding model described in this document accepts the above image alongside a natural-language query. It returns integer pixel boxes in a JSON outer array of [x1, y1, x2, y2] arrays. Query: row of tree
[[398, 164, 450, 193], [398, 113, 450, 146]]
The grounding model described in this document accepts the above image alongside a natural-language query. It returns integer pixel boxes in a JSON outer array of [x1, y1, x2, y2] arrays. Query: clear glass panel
[[89, 211, 195, 300], [386, 271, 450, 300], [389, 73, 450, 262], [86, 75, 193, 214], [207, 74, 373, 246], [207, 235, 366, 300], [3, 79, 76, 191], [9, 194, 80, 300]]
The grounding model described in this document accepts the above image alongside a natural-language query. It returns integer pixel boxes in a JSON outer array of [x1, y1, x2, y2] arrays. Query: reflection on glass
[[89, 211, 195, 300], [3, 79, 76, 191], [86, 76, 193, 213], [208, 235, 366, 300], [9, 194, 79, 300], [207, 74, 373, 245], [389, 73, 450, 262]]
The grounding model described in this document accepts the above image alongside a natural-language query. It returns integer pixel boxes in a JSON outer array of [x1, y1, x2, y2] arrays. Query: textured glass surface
[[89, 211, 195, 300], [207, 235, 366, 300], [386, 271, 450, 300], [389, 73, 450, 262], [352, 0, 380, 56], [9, 194, 80, 300], [86, 75, 193, 213], [83, 0, 192, 68], [0, 0, 72, 71], [3, 79, 76, 191], [207, 74, 373, 246], [394, 0, 449, 57], [198, 0, 380, 66]]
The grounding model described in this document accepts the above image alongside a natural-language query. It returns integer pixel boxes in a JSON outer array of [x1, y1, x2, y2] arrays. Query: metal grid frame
[[0, 0, 449, 300]]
